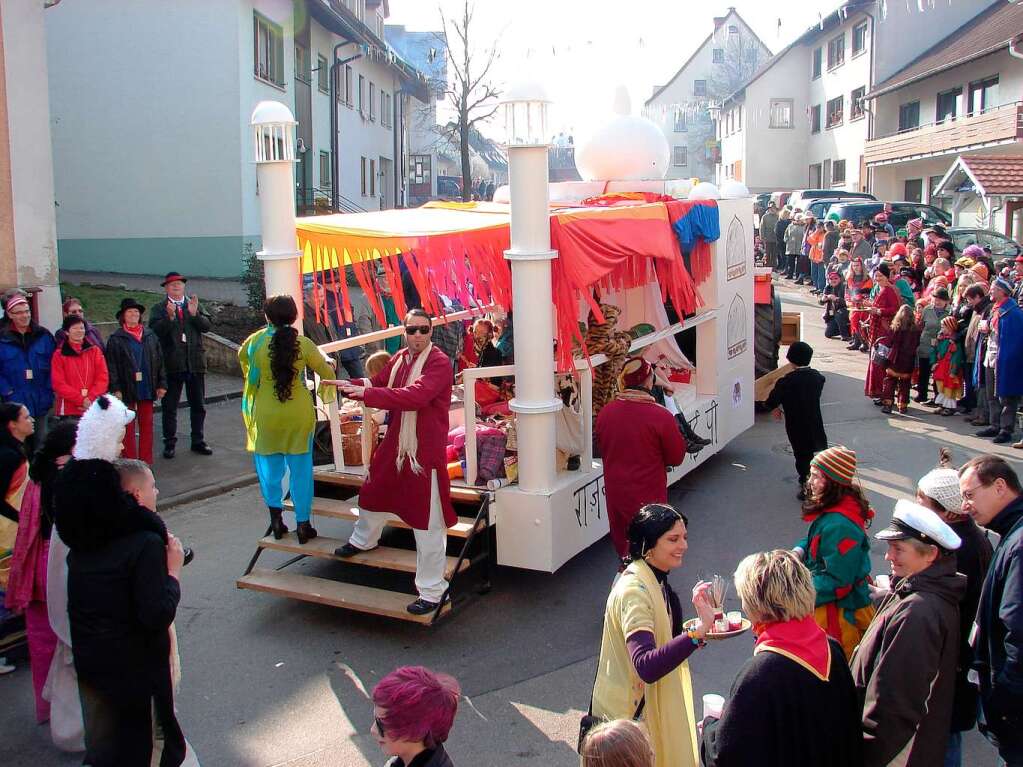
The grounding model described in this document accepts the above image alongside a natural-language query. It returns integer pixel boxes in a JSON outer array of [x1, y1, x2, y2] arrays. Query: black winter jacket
[[148, 297, 210, 375], [948, 518, 993, 732], [974, 496, 1023, 751], [105, 326, 167, 405]]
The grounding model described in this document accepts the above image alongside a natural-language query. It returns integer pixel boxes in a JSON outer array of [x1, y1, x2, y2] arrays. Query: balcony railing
[[865, 101, 1023, 166]]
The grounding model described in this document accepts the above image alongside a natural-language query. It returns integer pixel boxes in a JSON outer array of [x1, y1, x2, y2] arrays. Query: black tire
[[754, 293, 782, 379]]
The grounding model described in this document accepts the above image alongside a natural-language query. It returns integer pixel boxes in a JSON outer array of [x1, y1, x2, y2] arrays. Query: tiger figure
[[585, 303, 632, 422]]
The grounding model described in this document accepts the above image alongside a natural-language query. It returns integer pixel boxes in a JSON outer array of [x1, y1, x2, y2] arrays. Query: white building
[[715, 0, 995, 195], [645, 8, 770, 184], [0, 0, 61, 329], [46, 0, 428, 279], [864, 1, 1023, 233]]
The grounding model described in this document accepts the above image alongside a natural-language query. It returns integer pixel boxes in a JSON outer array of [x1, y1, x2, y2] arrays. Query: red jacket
[[51, 340, 109, 416]]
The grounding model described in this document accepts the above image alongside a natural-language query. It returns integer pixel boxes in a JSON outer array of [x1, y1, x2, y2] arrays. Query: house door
[[379, 157, 393, 210]]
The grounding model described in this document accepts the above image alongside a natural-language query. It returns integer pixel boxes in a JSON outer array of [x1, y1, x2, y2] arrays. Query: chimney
[[713, 15, 726, 29]]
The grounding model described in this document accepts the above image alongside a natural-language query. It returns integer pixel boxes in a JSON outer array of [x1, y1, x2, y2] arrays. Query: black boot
[[296, 521, 318, 544], [268, 507, 288, 540], [675, 413, 711, 453], [847, 336, 862, 351]]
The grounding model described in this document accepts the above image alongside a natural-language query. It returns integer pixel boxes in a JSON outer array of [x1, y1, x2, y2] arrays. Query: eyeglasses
[[405, 325, 431, 335]]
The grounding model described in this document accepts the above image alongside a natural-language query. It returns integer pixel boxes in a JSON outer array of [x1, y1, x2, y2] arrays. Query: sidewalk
[[62, 270, 247, 305]]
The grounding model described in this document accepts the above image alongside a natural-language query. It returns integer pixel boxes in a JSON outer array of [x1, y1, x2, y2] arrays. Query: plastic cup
[[875, 574, 891, 591], [702, 693, 725, 720], [727, 611, 743, 630]]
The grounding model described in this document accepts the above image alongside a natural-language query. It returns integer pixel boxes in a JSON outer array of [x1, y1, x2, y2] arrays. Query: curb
[[158, 472, 258, 512]]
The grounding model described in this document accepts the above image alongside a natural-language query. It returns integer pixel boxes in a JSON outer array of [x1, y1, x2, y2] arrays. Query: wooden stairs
[[236, 474, 494, 625]]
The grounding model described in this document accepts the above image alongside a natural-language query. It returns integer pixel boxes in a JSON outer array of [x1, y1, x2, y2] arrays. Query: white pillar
[[506, 145, 562, 493], [255, 160, 303, 319]]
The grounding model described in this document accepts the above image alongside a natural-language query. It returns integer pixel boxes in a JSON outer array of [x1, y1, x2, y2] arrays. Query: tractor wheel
[[754, 292, 783, 379]]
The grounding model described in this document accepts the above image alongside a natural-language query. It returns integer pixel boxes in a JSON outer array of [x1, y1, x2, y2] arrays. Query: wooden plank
[[283, 497, 481, 537], [237, 569, 448, 624], [755, 363, 795, 403], [257, 533, 468, 579], [313, 469, 486, 504]]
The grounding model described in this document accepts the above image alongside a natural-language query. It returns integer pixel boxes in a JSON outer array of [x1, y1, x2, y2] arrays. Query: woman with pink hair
[[371, 666, 461, 766]]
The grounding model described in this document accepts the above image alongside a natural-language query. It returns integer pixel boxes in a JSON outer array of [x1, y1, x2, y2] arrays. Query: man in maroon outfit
[[332, 309, 456, 615], [596, 357, 685, 559]]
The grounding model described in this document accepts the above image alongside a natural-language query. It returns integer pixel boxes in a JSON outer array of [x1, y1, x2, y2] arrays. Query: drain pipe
[[330, 41, 362, 212]]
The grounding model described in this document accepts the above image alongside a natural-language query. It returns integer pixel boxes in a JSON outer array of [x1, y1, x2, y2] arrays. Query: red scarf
[[123, 323, 144, 342], [802, 493, 874, 528], [754, 614, 832, 681]]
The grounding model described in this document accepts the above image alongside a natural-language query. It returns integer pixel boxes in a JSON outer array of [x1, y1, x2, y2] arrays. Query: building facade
[[0, 0, 61, 329], [864, 1, 1023, 233], [46, 0, 427, 278], [645, 8, 770, 183], [715, 0, 996, 196]]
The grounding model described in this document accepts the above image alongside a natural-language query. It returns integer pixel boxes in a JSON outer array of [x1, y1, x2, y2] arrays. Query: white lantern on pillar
[[250, 100, 304, 320], [502, 80, 551, 147]]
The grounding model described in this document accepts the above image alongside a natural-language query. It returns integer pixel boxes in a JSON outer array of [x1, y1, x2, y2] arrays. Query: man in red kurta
[[333, 309, 455, 615], [595, 357, 686, 559]]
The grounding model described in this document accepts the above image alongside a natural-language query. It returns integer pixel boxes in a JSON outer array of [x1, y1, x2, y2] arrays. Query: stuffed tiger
[[585, 304, 632, 421]]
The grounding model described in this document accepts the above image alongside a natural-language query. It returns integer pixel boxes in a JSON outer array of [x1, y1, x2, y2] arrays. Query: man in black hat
[[149, 272, 212, 458]]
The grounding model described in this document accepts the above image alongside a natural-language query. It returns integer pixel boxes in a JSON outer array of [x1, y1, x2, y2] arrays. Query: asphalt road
[[2, 285, 1015, 766]]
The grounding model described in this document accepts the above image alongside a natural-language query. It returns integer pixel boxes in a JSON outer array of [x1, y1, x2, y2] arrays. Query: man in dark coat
[[53, 395, 187, 766], [959, 456, 1023, 765], [148, 272, 212, 458], [760, 341, 827, 500], [851, 500, 966, 767]]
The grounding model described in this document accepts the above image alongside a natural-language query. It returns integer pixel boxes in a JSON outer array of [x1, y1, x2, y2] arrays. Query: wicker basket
[[342, 433, 364, 465]]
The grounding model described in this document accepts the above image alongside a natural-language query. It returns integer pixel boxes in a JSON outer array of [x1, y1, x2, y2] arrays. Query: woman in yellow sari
[[589, 504, 716, 767]]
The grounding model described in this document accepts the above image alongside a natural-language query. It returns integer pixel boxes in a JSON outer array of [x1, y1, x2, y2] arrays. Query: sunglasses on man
[[405, 325, 431, 335]]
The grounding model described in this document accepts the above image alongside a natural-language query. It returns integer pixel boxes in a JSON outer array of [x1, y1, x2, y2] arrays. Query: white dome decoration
[[575, 86, 670, 182], [251, 100, 296, 125], [688, 182, 721, 200], [720, 179, 751, 199], [665, 178, 694, 199]]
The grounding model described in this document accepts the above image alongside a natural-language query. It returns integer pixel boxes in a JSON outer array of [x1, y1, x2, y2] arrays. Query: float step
[[236, 569, 448, 624], [314, 470, 486, 503], [284, 497, 482, 538], [256, 533, 469, 579]]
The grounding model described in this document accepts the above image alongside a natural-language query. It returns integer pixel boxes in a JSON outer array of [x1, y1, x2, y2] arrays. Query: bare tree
[[439, 0, 500, 201], [707, 33, 763, 101]]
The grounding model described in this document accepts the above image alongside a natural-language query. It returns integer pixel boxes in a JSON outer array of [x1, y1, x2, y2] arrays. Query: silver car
[[950, 228, 1022, 258]]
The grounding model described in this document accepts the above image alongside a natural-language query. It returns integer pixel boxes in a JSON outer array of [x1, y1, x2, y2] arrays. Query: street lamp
[[251, 100, 304, 319], [500, 80, 562, 493]]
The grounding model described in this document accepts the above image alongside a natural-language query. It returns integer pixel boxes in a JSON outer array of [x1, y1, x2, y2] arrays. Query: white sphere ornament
[[688, 182, 721, 200], [575, 86, 670, 181], [720, 180, 751, 199]]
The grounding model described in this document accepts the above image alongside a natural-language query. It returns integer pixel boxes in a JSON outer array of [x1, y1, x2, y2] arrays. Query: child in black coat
[[760, 342, 828, 500]]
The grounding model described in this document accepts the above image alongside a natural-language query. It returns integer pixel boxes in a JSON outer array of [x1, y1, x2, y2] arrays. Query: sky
[[386, 0, 845, 139]]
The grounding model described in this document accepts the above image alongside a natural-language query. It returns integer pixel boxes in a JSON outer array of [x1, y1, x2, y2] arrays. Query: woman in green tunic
[[239, 295, 336, 544]]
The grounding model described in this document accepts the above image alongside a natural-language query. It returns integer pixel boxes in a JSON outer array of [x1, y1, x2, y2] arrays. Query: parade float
[[236, 90, 756, 624]]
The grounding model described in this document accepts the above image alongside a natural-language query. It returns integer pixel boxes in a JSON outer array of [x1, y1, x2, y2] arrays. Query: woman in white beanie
[[52, 395, 189, 766], [916, 449, 993, 767]]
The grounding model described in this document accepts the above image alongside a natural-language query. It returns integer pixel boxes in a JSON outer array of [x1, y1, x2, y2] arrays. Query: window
[[694, 80, 707, 97], [769, 98, 793, 128], [827, 33, 845, 70], [713, 48, 724, 64], [928, 175, 947, 206], [316, 54, 329, 93], [968, 76, 998, 115], [904, 178, 923, 203], [253, 13, 284, 87], [380, 89, 386, 126], [344, 65, 353, 105], [809, 163, 823, 187], [811, 47, 822, 79], [369, 158, 376, 196], [673, 146, 688, 167], [728, 24, 738, 34], [850, 86, 865, 120], [810, 104, 821, 134], [294, 44, 310, 84], [832, 159, 846, 184], [744, 47, 757, 64], [383, 93, 392, 128], [319, 151, 331, 189], [826, 95, 844, 128], [673, 108, 687, 132], [898, 100, 920, 131], [369, 82, 376, 121], [852, 21, 868, 55], [360, 156, 367, 195], [936, 87, 961, 122], [358, 75, 365, 114]]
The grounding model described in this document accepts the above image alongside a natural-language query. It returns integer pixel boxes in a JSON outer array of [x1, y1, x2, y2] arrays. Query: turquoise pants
[[253, 452, 313, 523]]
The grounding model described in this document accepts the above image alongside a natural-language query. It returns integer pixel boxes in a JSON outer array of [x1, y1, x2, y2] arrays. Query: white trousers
[[349, 470, 448, 603]]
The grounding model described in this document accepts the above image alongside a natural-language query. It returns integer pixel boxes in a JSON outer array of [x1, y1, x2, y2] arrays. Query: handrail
[[317, 306, 489, 354]]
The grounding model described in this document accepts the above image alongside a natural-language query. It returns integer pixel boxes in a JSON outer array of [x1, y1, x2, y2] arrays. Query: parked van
[[786, 189, 877, 211], [826, 201, 950, 230]]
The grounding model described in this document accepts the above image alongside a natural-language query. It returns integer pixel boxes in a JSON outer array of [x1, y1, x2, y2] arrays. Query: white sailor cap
[[875, 499, 961, 551]]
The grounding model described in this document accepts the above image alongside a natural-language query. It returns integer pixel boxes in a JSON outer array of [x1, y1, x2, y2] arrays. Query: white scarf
[[386, 342, 433, 475]]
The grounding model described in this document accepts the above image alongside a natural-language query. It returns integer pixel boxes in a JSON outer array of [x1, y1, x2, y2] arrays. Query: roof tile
[[961, 155, 1023, 195]]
